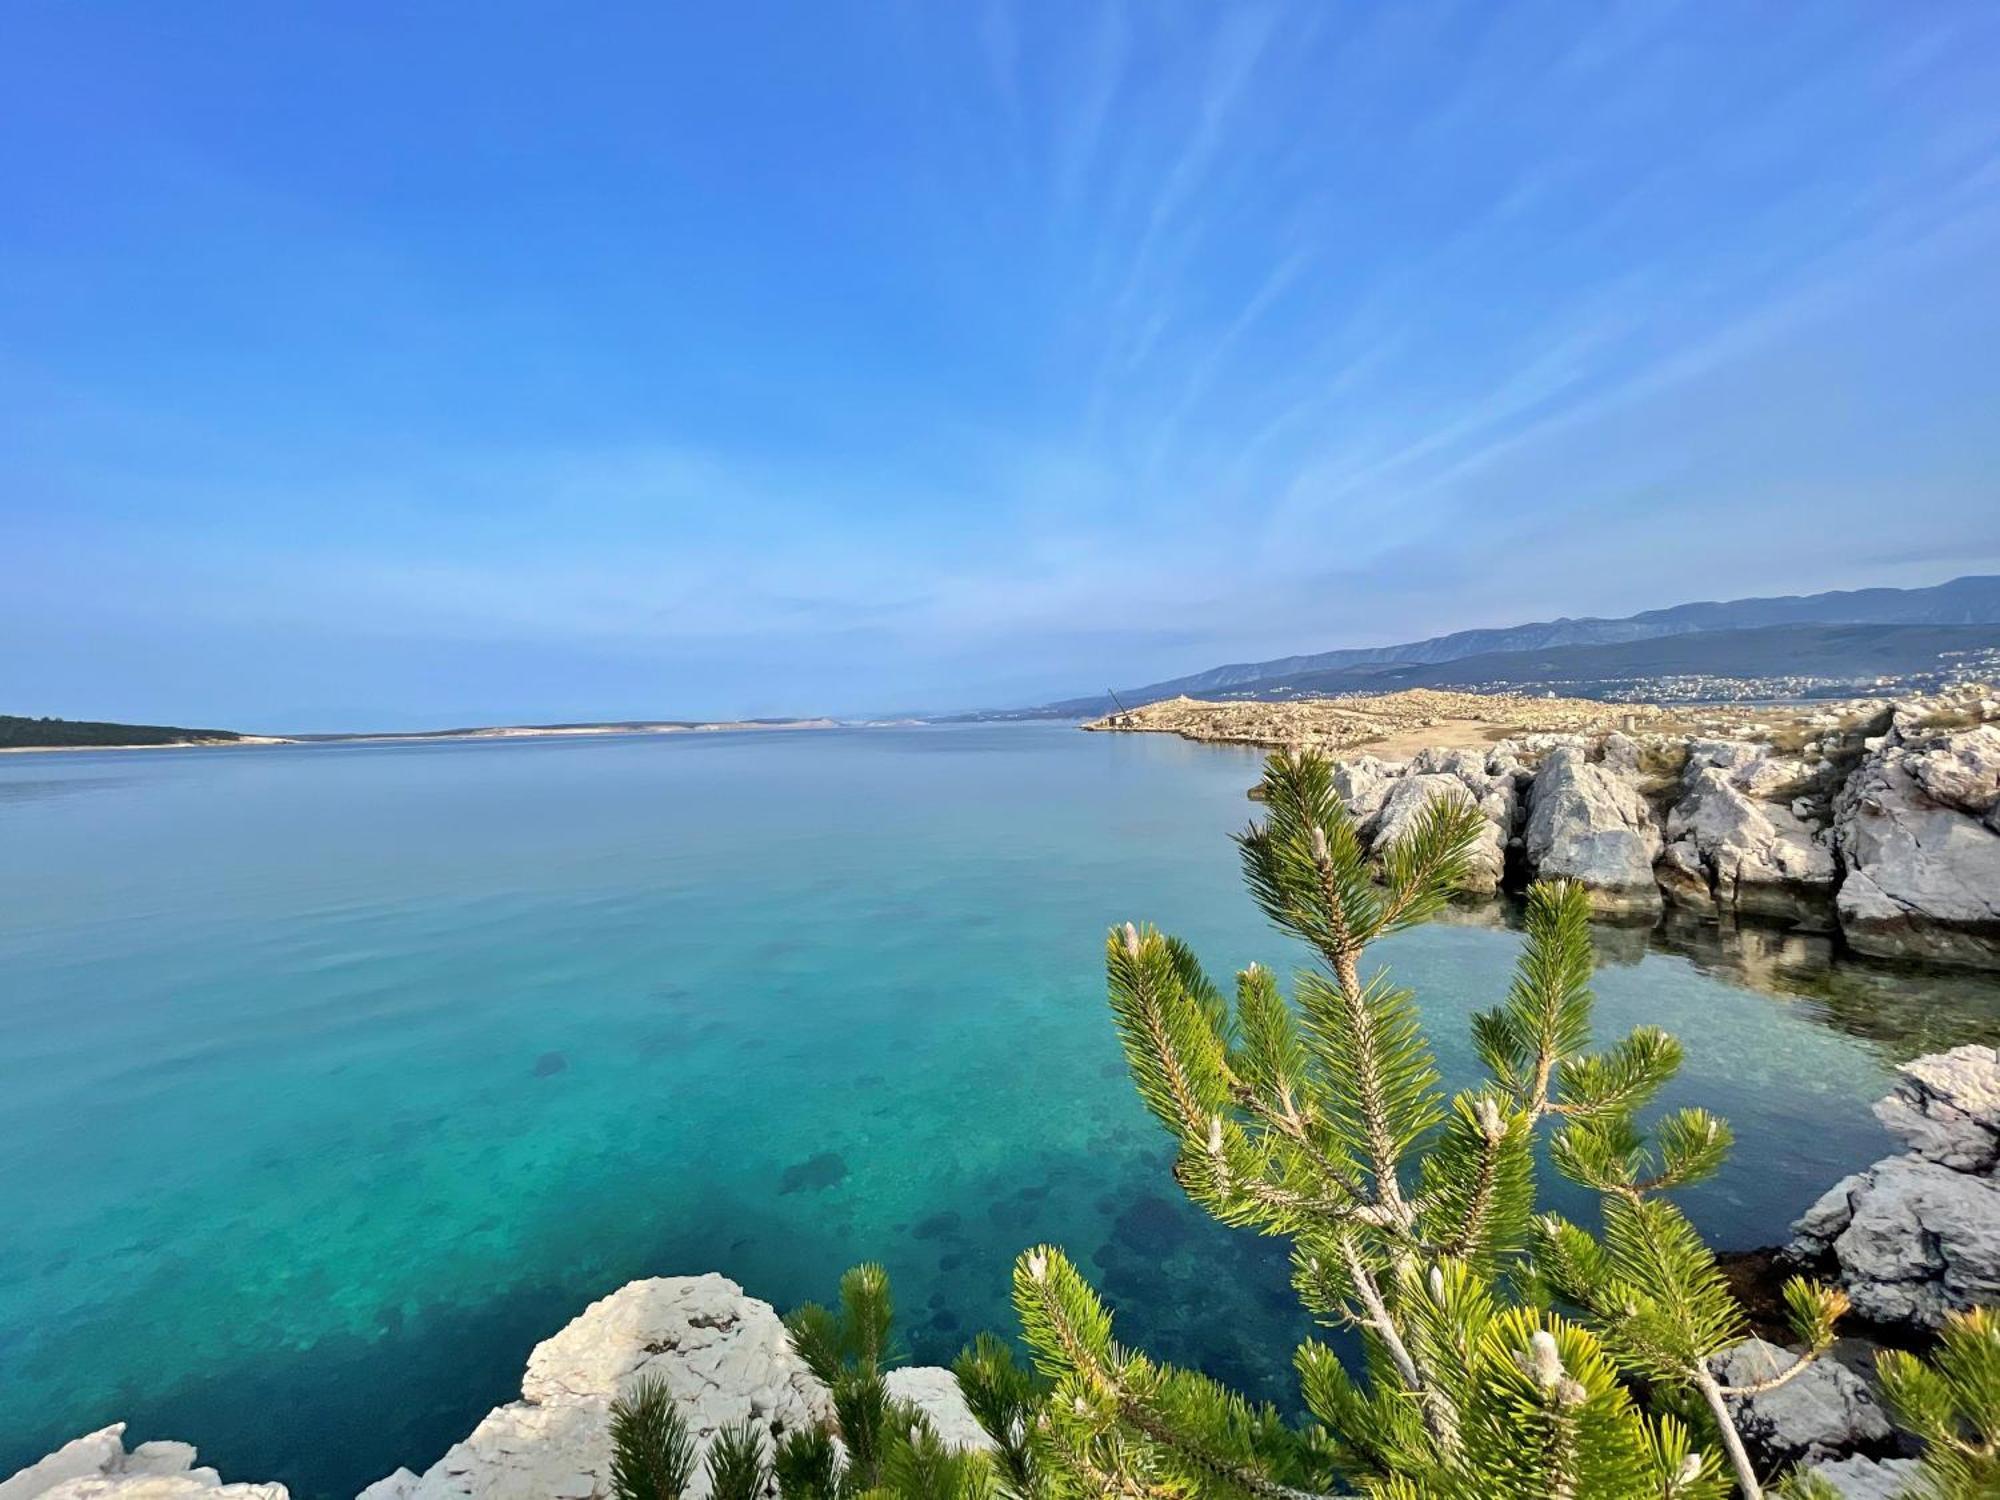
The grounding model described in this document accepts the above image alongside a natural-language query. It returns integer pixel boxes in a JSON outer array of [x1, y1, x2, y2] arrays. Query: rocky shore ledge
[[9, 1050, 1999, 1500], [3, 1277, 988, 1500], [1093, 686, 2000, 969]]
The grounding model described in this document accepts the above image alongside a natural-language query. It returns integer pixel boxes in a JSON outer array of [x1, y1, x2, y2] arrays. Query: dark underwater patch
[[779, 1151, 849, 1194]]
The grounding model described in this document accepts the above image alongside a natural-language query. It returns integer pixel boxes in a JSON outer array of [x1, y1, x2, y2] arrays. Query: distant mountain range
[[1005, 575, 2000, 717]]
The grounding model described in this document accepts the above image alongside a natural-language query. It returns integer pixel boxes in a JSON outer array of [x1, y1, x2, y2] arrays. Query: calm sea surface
[[4, 724, 1996, 1497]]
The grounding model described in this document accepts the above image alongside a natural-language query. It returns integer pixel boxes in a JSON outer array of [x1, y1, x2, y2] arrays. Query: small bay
[[3, 724, 1995, 1498]]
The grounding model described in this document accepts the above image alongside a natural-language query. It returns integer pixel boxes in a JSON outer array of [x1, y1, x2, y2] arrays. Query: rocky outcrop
[[1660, 742, 1836, 927], [882, 1368, 994, 1454], [1362, 747, 1525, 894], [1522, 746, 1662, 912], [13, 1278, 990, 1500], [371, 1275, 829, 1500], [1834, 718, 2000, 968], [355, 1275, 983, 1500], [1789, 1046, 2000, 1328], [0, 1426, 283, 1500], [1709, 1338, 1890, 1464]]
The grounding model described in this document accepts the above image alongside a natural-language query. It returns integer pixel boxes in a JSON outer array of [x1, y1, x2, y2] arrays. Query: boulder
[[1372, 775, 1506, 893], [1662, 766, 1835, 926], [883, 1368, 993, 1453], [1833, 725, 2000, 968], [1523, 747, 1662, 912], [366, 1275, 988, 1500], [1802, 1453, 1920, 1499], [1330, 756, 1401, 829], [382, 1275, 828, 1500], [0, 1428, 279, 1500], [1872, 1045, 2000, 1172], [1709, 1337, 1890, 1463], [1331, 748, 1523, 895], [1789, 1045, 2000, 1329]]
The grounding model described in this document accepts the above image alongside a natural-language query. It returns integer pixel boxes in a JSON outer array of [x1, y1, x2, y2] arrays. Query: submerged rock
[[1789, 1046, 2000, 1329], [0, 1425, 284, 1500]]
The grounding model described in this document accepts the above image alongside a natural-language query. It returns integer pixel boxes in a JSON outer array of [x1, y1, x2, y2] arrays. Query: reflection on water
[[1438, 898, 2000, 1062]]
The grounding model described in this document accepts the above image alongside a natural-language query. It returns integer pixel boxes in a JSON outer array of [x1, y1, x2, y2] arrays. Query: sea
[[4, 723, 1996, 1497]]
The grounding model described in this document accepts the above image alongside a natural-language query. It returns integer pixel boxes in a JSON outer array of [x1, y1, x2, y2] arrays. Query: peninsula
[[0, 716, 843, 753]]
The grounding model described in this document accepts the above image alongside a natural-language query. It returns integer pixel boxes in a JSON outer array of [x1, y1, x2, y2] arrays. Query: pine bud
[[1310, 825, 1331, 864], [1556, 1376, 1587, 1407], [1025, 1249, 1048, 1283], [1676, 1452, 1704, 1485], [1475, 1097, 1504, 1140], [1428, 1266, 1446, 1301], [1072, 1394, 1089, 1417], [1527, 1331, 1564, 1391], [1207, 1115, 1225, 1157], [1122, 922, 1141, 958]]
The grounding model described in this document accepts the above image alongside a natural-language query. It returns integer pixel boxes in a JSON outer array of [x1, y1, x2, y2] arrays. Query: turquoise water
[[0, 725, 1986, 1497]]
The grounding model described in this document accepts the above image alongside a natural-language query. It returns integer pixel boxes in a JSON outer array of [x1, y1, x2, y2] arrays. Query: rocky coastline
[[1094, 685, 2000, 970], [3, 1277, 989, 1500]]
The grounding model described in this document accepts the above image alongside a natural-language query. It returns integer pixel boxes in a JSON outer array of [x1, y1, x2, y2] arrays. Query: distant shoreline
[[0, 718, 846, 755]]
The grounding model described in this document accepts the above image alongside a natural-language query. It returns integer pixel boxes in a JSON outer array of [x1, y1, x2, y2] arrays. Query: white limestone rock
[[1833, 725, 2000, 969], [1, 1428, 281, 1500], [1709, 1338, 1890, 1463], [1523, 747, 1662, 911], [1872, 1045, 2000, 1172], [1907, 724, 2000, 817], [372, 1275, 993, 1500], [387, 1275, 829, 1500], [35, 1482, 282, 1500], [1330, 756, 1401, 828], [1788, 1046, 2000, 1329], [1372, 774, 1506, 892], [884, 1368, 993, 1454], [1663, 766, 1835, 925]]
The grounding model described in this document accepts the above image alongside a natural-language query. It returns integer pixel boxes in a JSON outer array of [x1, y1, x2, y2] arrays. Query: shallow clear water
[[2, 725, 1994, 1497]]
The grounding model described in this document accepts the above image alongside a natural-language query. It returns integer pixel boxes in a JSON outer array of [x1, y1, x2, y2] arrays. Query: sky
[[5, 3, 2000, 731]]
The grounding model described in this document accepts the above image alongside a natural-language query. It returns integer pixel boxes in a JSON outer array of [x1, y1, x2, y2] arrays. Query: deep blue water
[[0, 725, 1982, 1497]]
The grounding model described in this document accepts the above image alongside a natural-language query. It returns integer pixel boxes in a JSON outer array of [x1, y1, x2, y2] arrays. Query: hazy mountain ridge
[[1020, 575, 2000, 715]]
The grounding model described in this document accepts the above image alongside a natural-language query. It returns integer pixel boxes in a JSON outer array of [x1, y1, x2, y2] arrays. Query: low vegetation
[[611, 749, 1998, 1498], [0, 714, 244, 749]]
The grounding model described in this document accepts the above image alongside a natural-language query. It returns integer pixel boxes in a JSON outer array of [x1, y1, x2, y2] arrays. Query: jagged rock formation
[[359, 1274, 831, 1500], [1709, 1337, 1890, 1464], [1660, 742, 1836, 926], [10, 1278, 987, 1500], [0, 1426, 283, 1500], [1834, 715, 2000, 968], [1232, 686, 2000, 968], [1522, 745, 1664, 912], [1788, 1045, 2000, 1328], [1334, 747, 1524, 893]]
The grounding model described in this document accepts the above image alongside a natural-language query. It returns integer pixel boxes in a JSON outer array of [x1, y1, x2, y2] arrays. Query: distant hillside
[[1018, 575, 2000, 715], [1198, 621, 2000, 701], [0, 715, 248, 749]]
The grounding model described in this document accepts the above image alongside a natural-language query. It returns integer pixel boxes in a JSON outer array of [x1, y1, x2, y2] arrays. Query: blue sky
[[5, 2, 1999, 729]]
